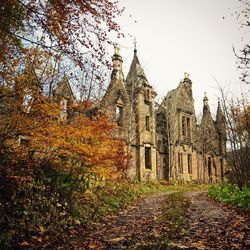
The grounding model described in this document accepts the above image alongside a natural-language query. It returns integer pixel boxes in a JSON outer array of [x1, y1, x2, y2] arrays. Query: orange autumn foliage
[[0, 48, 129, 183]]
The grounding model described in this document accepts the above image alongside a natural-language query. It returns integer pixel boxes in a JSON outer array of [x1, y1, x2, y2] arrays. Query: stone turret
[[200, 93, 218, 154], [183, 72, 193, 97], [111, 46, 124, 81], [202, 92, 210, 113], [125, 45, 157, 181]]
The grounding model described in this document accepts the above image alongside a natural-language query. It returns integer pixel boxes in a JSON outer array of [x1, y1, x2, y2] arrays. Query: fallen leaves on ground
[[38, 191, 250, 249]]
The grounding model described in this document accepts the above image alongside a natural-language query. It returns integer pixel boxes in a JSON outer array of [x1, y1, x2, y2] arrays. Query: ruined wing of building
[[52, 46, 226, 183], [100, 47, 227, 183]]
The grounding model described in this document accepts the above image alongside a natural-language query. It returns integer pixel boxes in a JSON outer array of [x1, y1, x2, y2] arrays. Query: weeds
[[163, 192, 191, 237], [208, 183, 250, 209]]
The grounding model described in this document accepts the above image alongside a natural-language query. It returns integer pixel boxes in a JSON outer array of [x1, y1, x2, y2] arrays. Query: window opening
[[178, 153, 183, 174], [145, 147, 151, 169], [116, 106, 123, 126], [188, 154, 192, 174], [146, 115, 150, 131], [182, 116, 186, 136], [187, 117, 191, 138]]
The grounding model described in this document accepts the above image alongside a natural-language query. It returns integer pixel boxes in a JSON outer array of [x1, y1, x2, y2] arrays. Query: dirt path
[[52, 192, 172, 249], [170, 192, 250, 250], [49, 191, 249, 250]]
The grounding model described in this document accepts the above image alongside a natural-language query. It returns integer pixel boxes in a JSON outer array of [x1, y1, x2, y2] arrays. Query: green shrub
[[208, 183, 250, 209]]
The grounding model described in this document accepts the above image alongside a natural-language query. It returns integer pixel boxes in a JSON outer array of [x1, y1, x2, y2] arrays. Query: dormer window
[[116, 105, 124, 126]]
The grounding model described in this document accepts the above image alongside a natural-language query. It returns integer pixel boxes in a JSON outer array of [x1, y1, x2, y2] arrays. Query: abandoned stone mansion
[[99, 46, 226, 182], [60, 46, 227, 182]]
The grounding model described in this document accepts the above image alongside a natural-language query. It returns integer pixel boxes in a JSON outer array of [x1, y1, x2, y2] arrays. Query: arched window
[[116, 106, 124, 126]]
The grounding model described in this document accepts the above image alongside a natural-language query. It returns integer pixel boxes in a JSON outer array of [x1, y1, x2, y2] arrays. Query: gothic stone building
[[100, 47, 226, 182]]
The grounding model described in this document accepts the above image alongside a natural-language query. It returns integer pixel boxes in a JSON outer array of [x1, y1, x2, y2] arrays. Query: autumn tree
[[0, 0, 123, 63], [0, 0, 124, 101], [219, 86, 250, 188], [0, 48, 129, 247]]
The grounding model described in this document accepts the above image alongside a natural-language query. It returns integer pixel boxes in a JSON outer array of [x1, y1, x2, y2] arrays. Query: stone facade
[[101, 47, 226, 182]]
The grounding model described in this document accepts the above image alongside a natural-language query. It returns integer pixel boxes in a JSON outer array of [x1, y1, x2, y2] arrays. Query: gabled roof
[[162, 79, 195, 115], [54, 75, 75, 101]]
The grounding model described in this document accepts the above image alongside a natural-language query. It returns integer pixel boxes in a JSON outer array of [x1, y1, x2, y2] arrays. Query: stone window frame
[[181, 115, 191, 140]]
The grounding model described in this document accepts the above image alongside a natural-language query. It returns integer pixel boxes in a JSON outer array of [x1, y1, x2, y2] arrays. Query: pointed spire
[[126, 40, 147, 84], [216, 97, 225, 123], [134, 37, 137, 56]]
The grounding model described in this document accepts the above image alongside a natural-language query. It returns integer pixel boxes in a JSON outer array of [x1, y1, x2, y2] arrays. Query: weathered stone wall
[[101, 48, 226, 183]]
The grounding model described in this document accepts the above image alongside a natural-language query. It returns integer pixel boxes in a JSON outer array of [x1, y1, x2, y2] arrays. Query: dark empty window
[[116, 106, 123, 126], [146, 89, 150, 100], [208, 157, 212, 177], [145, 147, 151, 169], [188, 154, 192, 174], [20, 138, 29, 146], [214, 162, 217, 178], [146, 115, 150, 131], [182, 116, 186, 136], [187, 117, 191, 138]]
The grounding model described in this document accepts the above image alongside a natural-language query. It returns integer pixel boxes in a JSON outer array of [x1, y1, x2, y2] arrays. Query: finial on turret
[[134, 37, 137, 55], [203, 92, 209, 106], [114, 45, 120, 56], [218, 97, 220, 104], [184, 72, 190, 79]]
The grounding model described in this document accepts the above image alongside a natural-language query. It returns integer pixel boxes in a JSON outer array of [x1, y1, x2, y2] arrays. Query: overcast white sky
[[109, 0, 250, 117]]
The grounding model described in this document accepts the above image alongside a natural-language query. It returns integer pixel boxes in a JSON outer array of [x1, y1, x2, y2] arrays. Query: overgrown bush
[[1, 165, 170, 249], [208, 183, 250, 209], [0, 164, 88, 249]]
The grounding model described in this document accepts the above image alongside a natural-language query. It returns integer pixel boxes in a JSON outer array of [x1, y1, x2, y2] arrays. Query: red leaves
[[0, 0, 124, 70]]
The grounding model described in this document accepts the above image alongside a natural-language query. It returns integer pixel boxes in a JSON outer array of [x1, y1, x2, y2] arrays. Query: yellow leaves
[[1, 50, 129, 182], [190, 241, 206, 249], [74, 219, 81, 225], [18, 241, 31, 247]]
